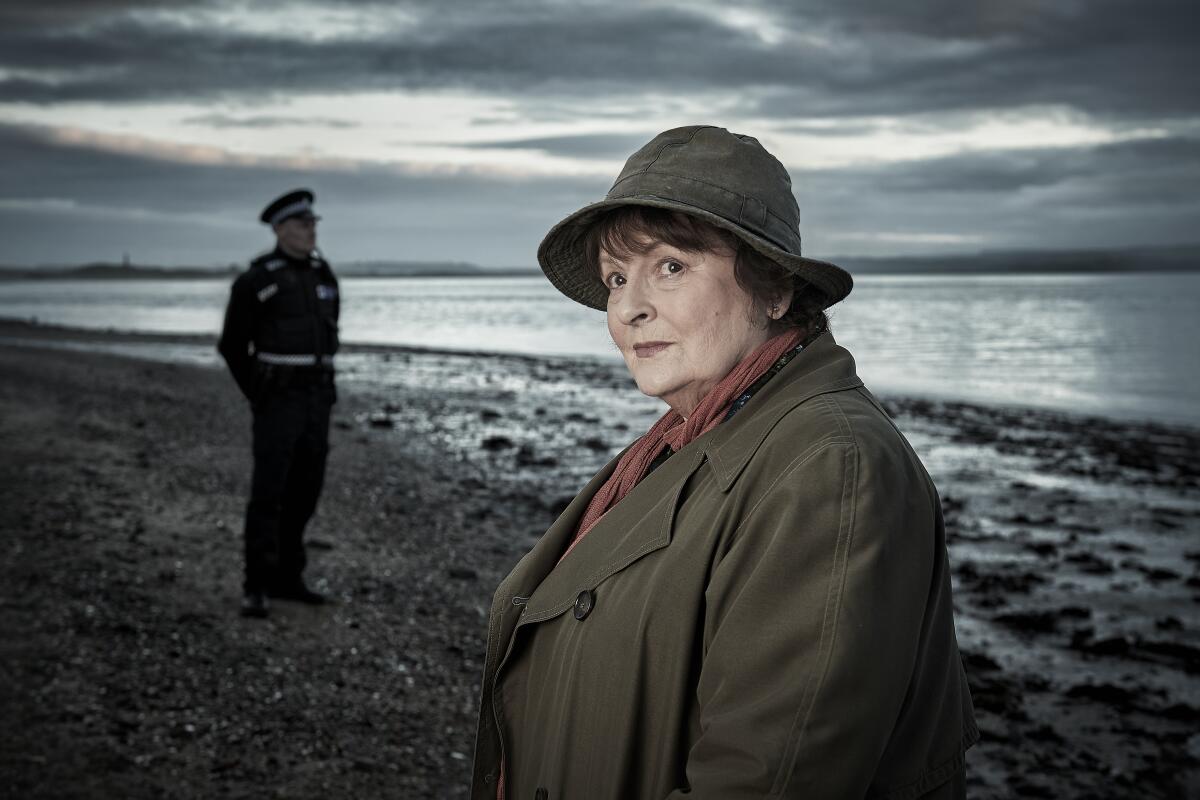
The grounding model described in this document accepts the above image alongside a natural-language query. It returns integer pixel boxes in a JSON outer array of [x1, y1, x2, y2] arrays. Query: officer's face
[[274, 216, 318, 258]]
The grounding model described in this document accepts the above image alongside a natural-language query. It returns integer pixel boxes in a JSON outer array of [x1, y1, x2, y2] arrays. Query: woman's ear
[[770, 286, 795, 320]]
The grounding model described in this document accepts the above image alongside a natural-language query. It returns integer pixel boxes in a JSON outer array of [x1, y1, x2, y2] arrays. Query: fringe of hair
[[582, 206, 829, 340]]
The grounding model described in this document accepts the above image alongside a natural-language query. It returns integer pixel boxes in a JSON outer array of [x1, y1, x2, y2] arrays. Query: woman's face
[[603, 239, 773, 418]]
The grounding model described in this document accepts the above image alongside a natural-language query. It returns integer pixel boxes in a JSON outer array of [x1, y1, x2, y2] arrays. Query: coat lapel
[[520, 445, 708, 622], [484, 462, 614, 685], [491, 334, 862, 643], [491, 453, 620, 612]]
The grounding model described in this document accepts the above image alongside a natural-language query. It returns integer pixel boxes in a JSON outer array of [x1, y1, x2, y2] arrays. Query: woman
[[471, 126, 977, 799]]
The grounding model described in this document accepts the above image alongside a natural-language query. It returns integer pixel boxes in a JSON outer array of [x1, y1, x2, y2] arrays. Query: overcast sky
[[1, 0, 1197, 267]]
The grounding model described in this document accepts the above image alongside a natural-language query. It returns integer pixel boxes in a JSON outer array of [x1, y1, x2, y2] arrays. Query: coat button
[[573, 589, 594, 620]]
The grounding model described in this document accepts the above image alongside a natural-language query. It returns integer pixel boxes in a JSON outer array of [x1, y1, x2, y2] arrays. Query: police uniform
[[218, 189, 338, 615]]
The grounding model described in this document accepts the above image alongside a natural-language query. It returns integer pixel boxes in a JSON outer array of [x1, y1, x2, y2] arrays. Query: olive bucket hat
[[537, 125, 853, 311]]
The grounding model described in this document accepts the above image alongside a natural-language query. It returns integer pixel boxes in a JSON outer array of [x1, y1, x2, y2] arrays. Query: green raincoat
[[471, 333, 978, 799]]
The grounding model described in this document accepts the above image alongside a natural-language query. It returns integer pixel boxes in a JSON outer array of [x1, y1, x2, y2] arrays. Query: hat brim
[[276, 212, 320, 224], [537, 195, 852, 312]]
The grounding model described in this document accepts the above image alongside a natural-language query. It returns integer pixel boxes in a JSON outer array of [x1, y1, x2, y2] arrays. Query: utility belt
[[256, 352, 334, 368], [254, 352, 335, 389]]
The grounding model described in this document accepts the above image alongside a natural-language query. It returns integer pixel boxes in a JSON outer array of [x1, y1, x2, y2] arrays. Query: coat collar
[[496, 332, 862, 621], [702, 332, 863, 491]]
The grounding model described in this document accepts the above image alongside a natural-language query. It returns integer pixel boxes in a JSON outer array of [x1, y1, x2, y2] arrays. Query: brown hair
[[582, 206, 829, 341]]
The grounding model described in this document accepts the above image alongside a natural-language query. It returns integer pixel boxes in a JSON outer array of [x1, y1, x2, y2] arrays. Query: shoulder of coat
[[230, 266, 258, 292], [775, 391, 857, 440], [249, 250, 288, 273], [310, 252, 334, 274], [778, 388, 914, 464], [233, 253, 278, 292]]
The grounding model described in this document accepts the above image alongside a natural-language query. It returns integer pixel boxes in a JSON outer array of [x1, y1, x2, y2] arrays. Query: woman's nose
[[612, 280, 654, 326]]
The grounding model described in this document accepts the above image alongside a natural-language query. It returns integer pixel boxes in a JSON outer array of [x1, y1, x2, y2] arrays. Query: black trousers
[[243, 379, 334, 593]]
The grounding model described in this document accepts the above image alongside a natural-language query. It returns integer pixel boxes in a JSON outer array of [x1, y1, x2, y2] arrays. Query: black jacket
[[218, 247, 340, 400]]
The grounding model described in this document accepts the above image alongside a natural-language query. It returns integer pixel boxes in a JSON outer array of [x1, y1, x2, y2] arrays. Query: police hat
[[260, 189, 319, 226]]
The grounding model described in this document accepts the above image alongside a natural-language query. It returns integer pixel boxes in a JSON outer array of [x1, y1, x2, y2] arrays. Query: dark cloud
[[0, 7, 753, 103], [734, 2, 1199, 119], [798, 135, 1200, 196], [0, 0, 1195, 121], [790, 134, 1200, 254]]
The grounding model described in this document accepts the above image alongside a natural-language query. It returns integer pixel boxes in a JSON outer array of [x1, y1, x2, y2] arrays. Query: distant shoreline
[[3, 264, 1199, 281], [2, 242, 1197, 280], [0, 265, 542, 281], [0, 317, 608, 368], [2, 317, 1197, 433]]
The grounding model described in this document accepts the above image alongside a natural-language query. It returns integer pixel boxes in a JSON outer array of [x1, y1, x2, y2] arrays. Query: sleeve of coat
[[668, 437, 936, 798], [217, 273, 258, 402]]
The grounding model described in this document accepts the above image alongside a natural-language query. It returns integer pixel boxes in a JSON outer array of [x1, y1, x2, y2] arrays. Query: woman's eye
[[661, 260, 684, 275], [604, 273, 626, 289]]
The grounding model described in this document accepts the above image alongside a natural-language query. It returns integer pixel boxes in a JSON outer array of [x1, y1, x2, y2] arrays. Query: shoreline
[[1, 328, 1198, 797], [2, 317, 1198, 434]]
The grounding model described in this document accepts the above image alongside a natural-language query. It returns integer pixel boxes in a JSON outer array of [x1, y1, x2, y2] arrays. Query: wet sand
[[0, 322, 1197, 798]]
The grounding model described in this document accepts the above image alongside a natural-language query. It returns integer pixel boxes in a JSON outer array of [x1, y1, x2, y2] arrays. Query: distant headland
[[1, 243, 1196, 280], [0, 259, 537, 280], [836, 243, 1199, 275]]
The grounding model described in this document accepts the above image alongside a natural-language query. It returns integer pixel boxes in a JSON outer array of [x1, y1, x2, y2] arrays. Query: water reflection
[[1, 272, 1197, 424]]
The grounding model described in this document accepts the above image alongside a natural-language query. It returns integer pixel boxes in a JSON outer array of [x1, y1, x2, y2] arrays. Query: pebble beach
[[1, 320, 1197, 798]]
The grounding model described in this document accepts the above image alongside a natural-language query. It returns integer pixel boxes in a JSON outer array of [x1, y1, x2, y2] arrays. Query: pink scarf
[[558, 328, 802, 563]]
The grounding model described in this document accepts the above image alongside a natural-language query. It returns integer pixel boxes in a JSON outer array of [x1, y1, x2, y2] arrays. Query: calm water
[[1, 272, 1197, 425]]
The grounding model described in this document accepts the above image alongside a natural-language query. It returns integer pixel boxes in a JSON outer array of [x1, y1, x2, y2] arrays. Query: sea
[[1, 271, 1198, 427]]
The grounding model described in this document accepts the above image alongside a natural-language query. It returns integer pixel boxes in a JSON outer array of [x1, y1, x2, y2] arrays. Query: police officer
[[219, 189, 339, 618]]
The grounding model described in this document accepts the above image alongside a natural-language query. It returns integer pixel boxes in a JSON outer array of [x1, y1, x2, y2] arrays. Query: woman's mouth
[[632, 341, 671, 358]]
